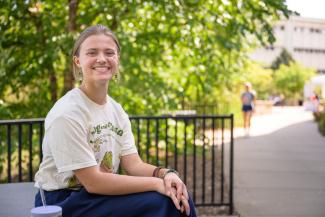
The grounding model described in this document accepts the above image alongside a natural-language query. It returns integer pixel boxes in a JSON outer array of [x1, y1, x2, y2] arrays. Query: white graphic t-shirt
[[34, 88, 137, 190]]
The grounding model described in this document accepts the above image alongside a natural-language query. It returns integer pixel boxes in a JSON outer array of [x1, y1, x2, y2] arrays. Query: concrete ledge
[[0, 182, 37, 217]]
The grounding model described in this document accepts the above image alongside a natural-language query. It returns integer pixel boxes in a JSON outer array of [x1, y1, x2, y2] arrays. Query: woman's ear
[[73, 56, 80, 67]]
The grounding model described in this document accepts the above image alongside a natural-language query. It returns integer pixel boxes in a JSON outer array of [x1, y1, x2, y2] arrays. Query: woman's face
[[74, 34, 119, 85]]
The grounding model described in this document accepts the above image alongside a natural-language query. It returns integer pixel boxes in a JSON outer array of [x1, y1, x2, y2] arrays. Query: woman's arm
[[120, 153, 156, 176], [74, 165, 164, 195], [74, 158, 185, 213], [121, 153, 190, 215]]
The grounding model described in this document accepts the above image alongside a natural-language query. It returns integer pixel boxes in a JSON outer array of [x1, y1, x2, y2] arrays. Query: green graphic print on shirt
[[90, 122, 124, 137], [68, 175, 81, 190], [100, 151, 113, 172], [89, 121, 125, 173]]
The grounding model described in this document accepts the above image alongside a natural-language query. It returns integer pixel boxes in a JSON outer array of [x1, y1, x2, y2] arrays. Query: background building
[[251, 16, 325, 99], [251, 16, 325, 74]]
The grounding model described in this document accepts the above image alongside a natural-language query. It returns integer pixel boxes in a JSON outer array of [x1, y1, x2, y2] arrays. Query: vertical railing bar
[[18, 124, 23, 182], [39, 122, 43, 163], [165, 118, 168, 167], [202, 117, 206, 203], [0, 126, 2, 182], [29, 123, 33, 182], [216, 117, 221, 203], [221, 118, 225, 203], [174, 118, 178, 171], [137, 119, 141, 155], [193, 118, 197, 203], [7, 124, 12, 183], [183, 118, 187, 185], [146, 119, 150, 163], [212, 117, 216, 203], [155, 119, 159, 166], [229, 115, 234, 214]]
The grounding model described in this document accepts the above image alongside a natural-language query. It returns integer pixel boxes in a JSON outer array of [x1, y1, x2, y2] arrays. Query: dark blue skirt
[[35, 188, 197, 217]]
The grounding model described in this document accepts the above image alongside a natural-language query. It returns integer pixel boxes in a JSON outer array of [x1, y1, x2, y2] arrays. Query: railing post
[[229, 114, 234, 214], [7, 124, 12, 183], [18, 124, 22, 182]]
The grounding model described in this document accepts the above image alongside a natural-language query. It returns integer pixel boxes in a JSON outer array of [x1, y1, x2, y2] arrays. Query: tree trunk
[[63, 0, 79, 94], [49, 67, 58, 103], [32, 15, 58, 103]]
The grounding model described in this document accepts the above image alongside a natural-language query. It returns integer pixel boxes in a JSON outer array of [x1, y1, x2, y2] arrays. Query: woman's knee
[[141, 192, 173, 208]]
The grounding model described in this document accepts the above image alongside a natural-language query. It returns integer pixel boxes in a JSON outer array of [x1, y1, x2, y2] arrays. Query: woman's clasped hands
[[157, 172, 190, 216]]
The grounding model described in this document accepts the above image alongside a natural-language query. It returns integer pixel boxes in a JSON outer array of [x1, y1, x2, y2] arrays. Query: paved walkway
[[234, 106, 325, 217]]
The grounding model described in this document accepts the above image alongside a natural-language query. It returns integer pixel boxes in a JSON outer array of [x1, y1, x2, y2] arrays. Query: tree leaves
[[0, 0, 290, 118]]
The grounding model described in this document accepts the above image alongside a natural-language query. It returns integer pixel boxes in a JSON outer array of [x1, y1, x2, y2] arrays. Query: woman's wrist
[[162, 169, 179, 179], [156, 168, 179, 179], [154, 177, 165, 194], [153, 166, 180, 179]]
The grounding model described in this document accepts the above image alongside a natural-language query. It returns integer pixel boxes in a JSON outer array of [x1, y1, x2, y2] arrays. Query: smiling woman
[[33, 24, 197, 217], [75, 34, 119, 97], [72, 26, 120, 103]]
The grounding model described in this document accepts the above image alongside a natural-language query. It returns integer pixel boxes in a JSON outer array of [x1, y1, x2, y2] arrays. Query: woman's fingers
[[170, 191, 181, 210], [180, 196, 191, 216], [182, 183, 189, 200], [175, 181, 183, 200]]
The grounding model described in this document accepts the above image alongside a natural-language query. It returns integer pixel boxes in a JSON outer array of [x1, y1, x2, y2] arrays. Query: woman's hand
[[163, 172, 190, 216], [155, 178, 182, 212]]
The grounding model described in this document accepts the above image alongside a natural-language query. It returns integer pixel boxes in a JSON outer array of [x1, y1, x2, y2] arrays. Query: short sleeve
[[47, 116, 97, 173], [120, 116, 138, 156]]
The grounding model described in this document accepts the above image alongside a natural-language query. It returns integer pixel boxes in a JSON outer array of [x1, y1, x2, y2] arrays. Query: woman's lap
[[35, 188, 196, 217]]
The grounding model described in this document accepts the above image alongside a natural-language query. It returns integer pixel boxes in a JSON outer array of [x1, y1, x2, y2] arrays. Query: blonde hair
[[72, 24, 120, 81]]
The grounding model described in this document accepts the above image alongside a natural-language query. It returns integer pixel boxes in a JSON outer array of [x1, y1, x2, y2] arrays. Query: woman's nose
[[97, 52, 106, 62]]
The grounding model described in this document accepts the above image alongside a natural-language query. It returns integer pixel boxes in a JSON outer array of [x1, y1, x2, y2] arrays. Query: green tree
[[271, 48, 295, 70], [274, 62, 316, 102], [0, 0, 290, 118], [246, 61, 274, 100]]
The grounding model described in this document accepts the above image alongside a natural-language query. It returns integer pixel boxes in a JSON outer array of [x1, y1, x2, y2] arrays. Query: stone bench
[[0, 182, 37, 217]]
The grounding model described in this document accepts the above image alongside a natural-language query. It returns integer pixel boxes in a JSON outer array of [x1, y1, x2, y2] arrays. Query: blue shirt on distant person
[[241, 91, 255, 111]]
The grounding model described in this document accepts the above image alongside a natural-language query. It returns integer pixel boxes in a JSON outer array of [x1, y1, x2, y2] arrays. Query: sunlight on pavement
[[235, 106, 314, 138]]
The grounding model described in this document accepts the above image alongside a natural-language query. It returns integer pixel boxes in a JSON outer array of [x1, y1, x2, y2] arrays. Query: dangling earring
[[78, 69, 83, 82], [114, 71, 120, 83], [114, 64, 120, 83]]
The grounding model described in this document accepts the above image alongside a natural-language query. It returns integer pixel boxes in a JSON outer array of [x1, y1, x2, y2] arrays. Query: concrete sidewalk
[[234, 107, 325, 217]]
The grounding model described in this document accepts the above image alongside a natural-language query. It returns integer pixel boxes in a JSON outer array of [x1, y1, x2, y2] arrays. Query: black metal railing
[[0, 115, 234, 214]]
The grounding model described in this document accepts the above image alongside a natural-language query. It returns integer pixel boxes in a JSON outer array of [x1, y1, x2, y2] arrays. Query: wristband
[[152, 166, 163, 177], [162, 169, 179, 179]]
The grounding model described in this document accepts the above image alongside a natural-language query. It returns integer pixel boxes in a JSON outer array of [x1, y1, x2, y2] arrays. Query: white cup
[[31, 205, 62, 217]]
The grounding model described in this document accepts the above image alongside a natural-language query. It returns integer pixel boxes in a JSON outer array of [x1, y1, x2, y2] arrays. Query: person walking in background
[[33, 24, 196, 217], [241, 82, 256, 136], [310, 92, 320, 113]]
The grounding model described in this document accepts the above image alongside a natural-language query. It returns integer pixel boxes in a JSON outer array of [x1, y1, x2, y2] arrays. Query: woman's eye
[[106, 52, 115, 57], [86, 52, 96, 56]]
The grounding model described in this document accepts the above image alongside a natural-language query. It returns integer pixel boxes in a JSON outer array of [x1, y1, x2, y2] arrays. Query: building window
[[294, 48, 325, 54], [294, 26, 304, 32], [310, 28, 322, 33]]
